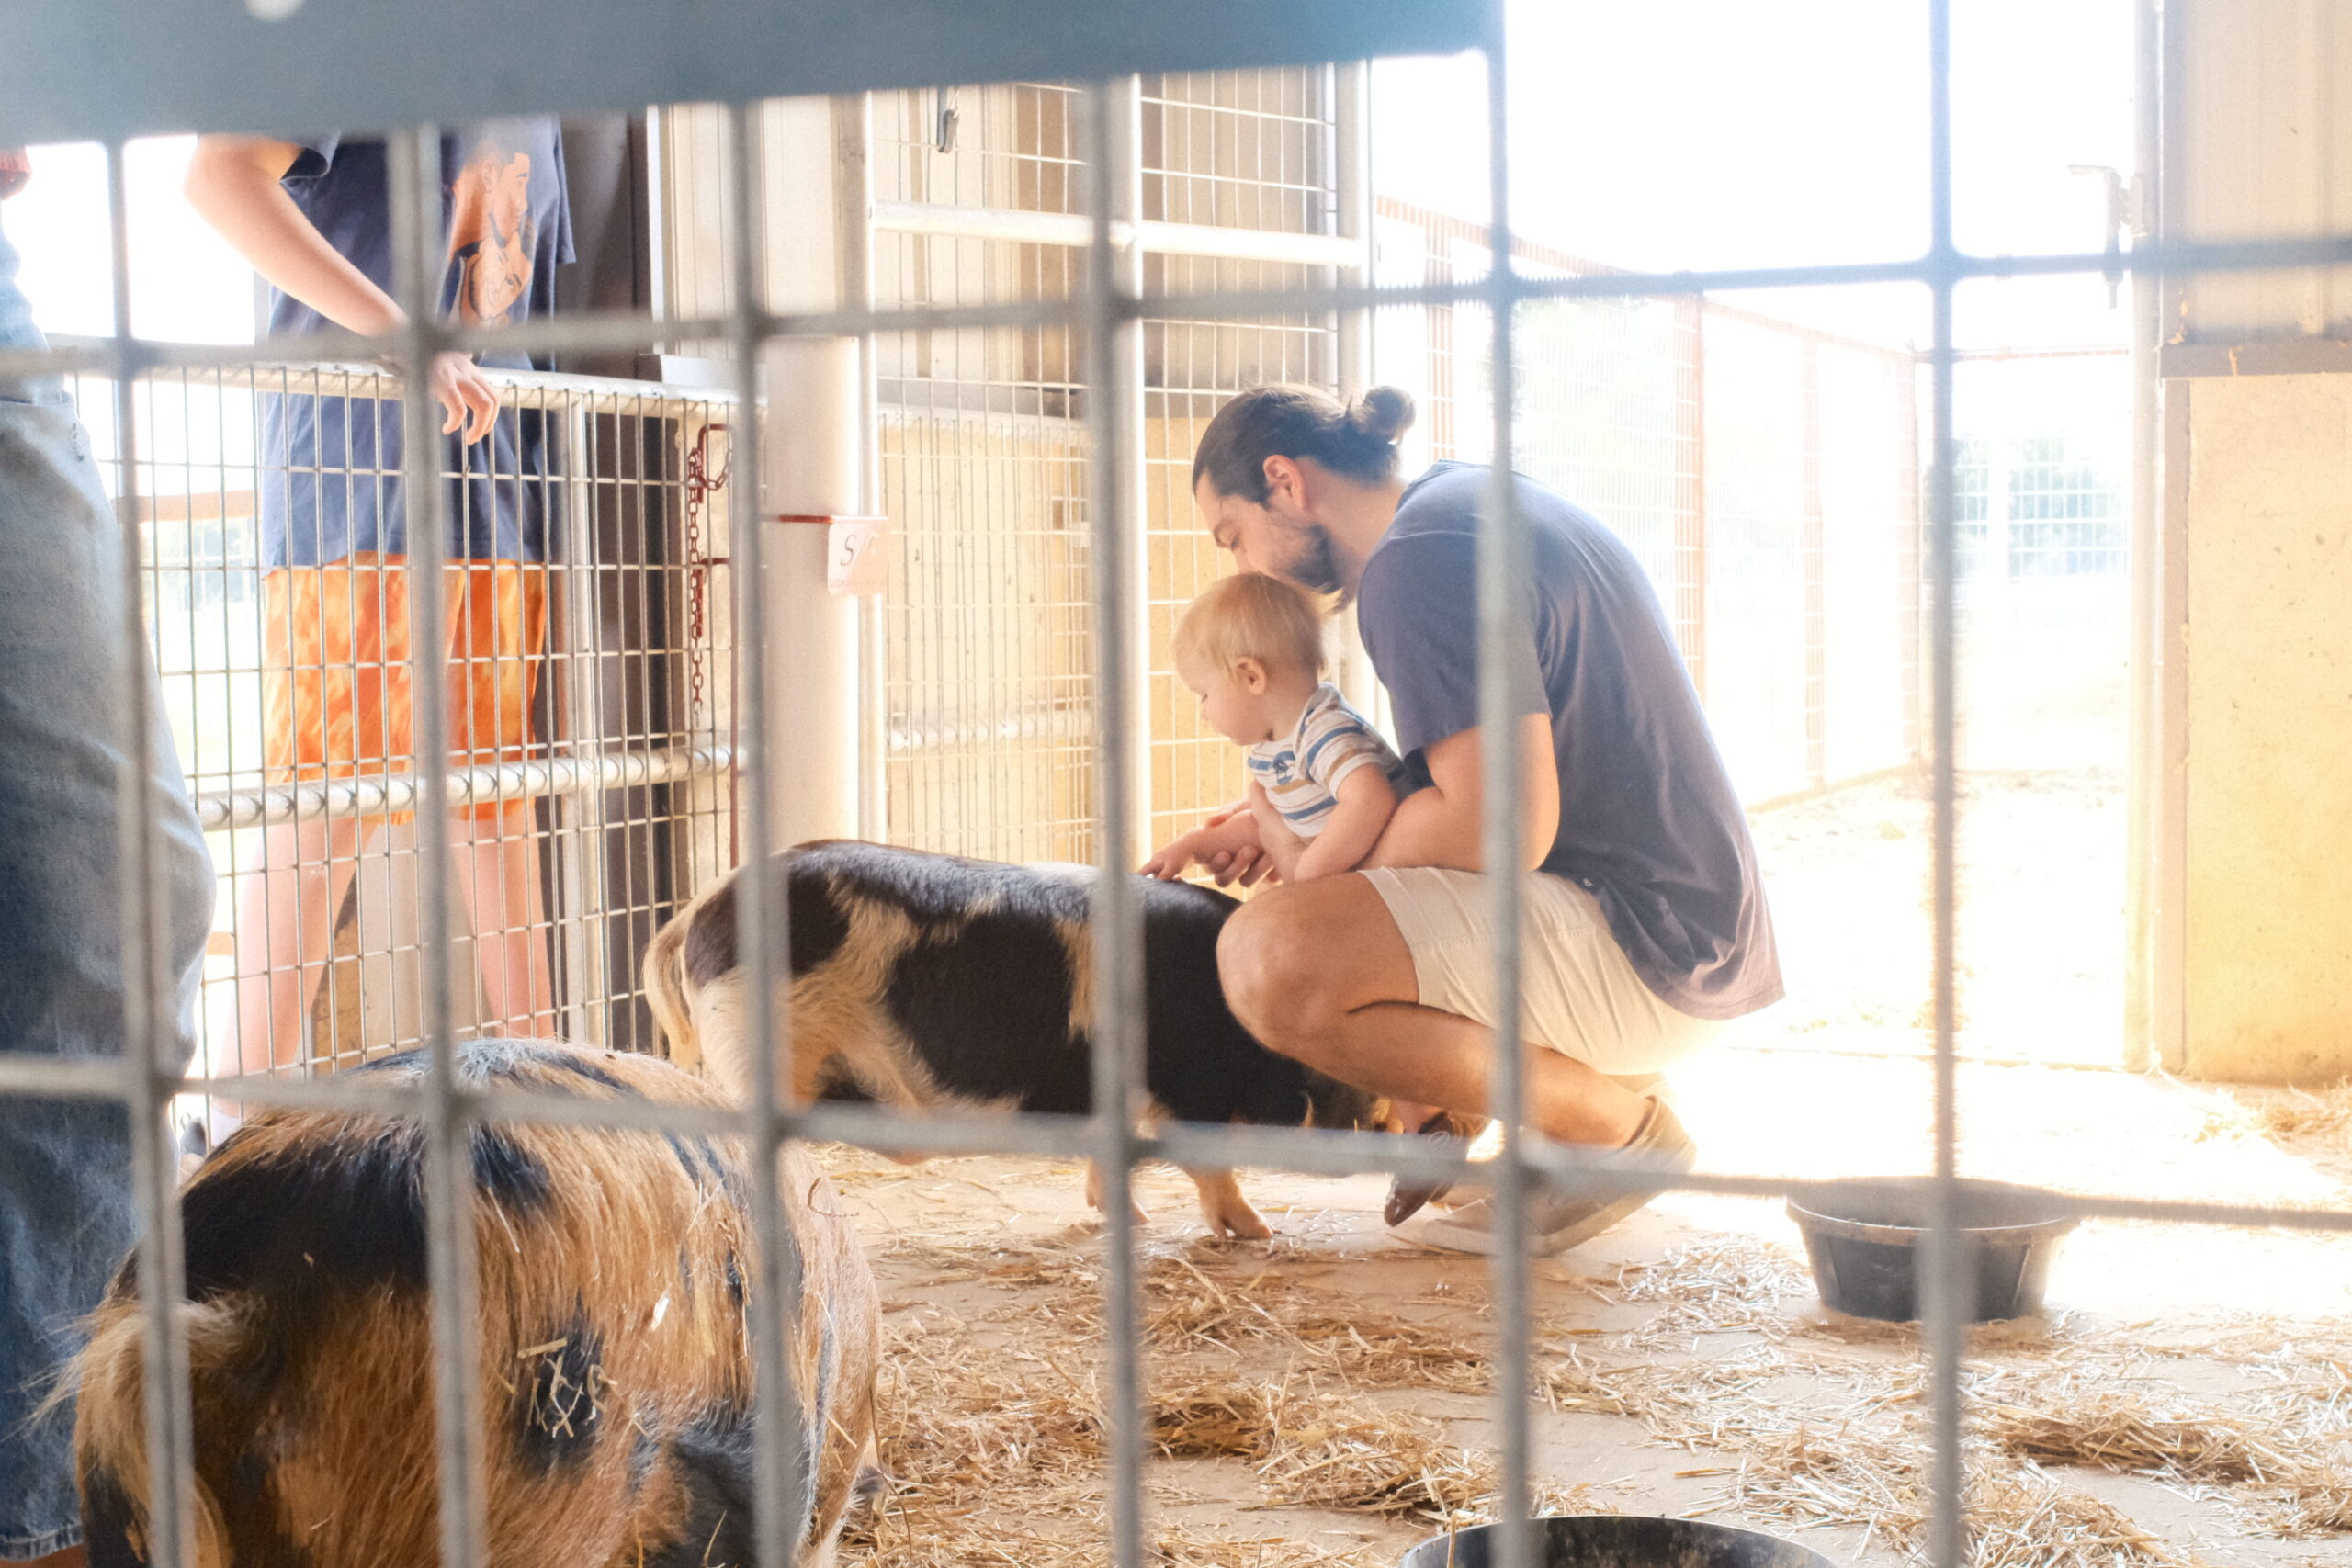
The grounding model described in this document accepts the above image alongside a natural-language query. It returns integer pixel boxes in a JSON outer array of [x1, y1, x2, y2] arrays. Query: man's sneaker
[[1396, 1098, 1697, 1257], [174, 1114, 211, 1183], [174, 1105, 243, 1183]]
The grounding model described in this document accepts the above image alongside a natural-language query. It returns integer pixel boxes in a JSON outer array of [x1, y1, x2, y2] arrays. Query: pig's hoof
[[1083, 1165, 1151, 1225], [1204, 1201, 1273, 1241]]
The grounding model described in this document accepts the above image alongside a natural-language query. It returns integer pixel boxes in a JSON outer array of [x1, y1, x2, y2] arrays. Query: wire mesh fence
[[874, 72, 1345, 863], [4, 11, 2352, 1568], [1373, 200, 1925, 807], [52, 357, 739, 1089], [1137, 64, 1341, 854], [1952, 349, 2132, 773]]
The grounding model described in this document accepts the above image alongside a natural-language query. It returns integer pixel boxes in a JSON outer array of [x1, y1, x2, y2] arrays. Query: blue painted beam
[[0, 0, 1485, 147]]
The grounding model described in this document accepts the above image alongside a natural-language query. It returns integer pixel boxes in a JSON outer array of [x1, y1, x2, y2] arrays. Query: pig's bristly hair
[[74, 1039, 881, 1568]]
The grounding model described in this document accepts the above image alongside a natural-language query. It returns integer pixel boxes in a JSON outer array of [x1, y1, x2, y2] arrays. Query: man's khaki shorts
[[1361, 866, 1724, 1077]]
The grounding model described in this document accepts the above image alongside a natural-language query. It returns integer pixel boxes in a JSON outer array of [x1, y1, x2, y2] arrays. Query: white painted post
[[1331, 61, 1384, 724], [761, 335, 867, 851]]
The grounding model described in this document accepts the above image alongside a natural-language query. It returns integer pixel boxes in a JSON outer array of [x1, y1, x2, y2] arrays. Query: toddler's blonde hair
[[1173, 572, 1325, 683]]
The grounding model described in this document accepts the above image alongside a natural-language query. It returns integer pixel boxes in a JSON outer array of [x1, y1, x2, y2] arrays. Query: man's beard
[[1285, 524, 1351, 605]]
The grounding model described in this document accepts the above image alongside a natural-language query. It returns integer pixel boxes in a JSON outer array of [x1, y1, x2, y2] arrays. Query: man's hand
[[1246, 781, 1308, 884], [1196, 800, 1272, 887], [430, 352, 502, 444]]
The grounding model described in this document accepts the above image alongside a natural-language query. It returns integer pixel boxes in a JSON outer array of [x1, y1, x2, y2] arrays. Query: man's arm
[[185, 135, 500, 442], [1354, 528, 1555, 874], [1362, 714, 1558, 874]]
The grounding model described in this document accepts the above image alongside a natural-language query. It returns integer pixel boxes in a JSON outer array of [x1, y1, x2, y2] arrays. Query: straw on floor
[[842, 1215, 2349, 1568]]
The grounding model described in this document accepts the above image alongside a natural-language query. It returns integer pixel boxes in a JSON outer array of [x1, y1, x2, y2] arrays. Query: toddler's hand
[[1138, 831, 1199, 881]]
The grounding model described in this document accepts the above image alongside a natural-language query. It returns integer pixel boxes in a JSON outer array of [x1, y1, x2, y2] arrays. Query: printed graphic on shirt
[[450, 144, 536, 327]]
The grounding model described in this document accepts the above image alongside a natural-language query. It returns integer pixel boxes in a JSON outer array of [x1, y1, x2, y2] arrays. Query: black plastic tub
[[1400, 1516, 1838, 1568], [1786, 1177, 2078, 1324]]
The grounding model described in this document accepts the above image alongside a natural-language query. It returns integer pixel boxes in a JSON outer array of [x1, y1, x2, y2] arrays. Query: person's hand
[[1197, 806, 1277, 888], [430, 350, 501, 444], [1246, 781, 1307, 883], [1138, 830, 1203, 882], [1211, 841, 1274, 888]]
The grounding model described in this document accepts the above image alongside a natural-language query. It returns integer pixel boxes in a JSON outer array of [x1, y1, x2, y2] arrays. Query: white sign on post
[[827, 518, 890, 599]]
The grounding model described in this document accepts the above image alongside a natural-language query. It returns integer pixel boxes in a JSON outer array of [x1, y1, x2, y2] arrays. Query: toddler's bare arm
[[1277, 768, 1398, 883]]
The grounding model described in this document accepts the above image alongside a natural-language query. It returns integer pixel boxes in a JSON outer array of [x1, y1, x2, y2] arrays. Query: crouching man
[[1155, 384, 1781, 1256]]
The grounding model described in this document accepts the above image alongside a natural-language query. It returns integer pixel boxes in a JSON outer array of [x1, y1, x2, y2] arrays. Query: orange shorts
[[262, 552, 548, 823]]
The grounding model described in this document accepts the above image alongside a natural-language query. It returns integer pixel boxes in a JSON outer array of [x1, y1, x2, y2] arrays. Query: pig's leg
[[1085, 1160, 1151, 1225], [1184, 1168, 1272, 1241]]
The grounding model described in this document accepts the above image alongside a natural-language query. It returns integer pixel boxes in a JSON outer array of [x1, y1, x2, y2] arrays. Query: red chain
[[681, 421, 730, 733]]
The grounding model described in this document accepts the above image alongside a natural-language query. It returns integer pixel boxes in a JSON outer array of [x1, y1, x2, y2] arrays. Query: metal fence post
[[1921, 1, 1969, 1562], [1476, 7, 1536, 1566], [1802, 335, 1826, 791], [716, 97, 812, 1568], [385, 123, 491, 1568], [104, 136, 198, 1568], [557, 396, 613, 1044], [1672, 296, 1709, 698], [1079, 73, 1149, 1568]]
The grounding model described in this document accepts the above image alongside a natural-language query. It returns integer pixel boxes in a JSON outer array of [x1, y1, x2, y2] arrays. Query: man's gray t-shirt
[[1356, 462, 1781, 1020]]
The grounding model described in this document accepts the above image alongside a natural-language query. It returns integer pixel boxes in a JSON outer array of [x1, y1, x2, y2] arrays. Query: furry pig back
[[73, 1040, 880, 1568]]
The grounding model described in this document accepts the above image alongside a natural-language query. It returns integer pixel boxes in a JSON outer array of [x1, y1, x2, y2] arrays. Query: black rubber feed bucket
[[1786, 1177, 2078, 1323], [1400, 1516, 1838, 1568]]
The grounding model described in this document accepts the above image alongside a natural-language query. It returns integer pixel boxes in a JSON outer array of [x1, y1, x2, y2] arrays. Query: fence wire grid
[[4, 9, 2352, 1568]]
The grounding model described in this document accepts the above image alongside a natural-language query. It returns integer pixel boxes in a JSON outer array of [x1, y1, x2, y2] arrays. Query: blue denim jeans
[[0, 206, 215, 1561]]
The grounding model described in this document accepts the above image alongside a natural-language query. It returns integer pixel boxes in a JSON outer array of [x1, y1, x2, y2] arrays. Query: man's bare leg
[[1216, 874, 1649, 1149]]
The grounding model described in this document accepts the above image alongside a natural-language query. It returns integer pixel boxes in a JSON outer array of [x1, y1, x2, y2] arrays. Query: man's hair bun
[[1192, 382, 1415, 502], [1345, 386, 1416, 446]]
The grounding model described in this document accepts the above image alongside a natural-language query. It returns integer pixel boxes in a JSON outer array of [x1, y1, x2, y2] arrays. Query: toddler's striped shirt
[[1244, 682, 1407, 838]]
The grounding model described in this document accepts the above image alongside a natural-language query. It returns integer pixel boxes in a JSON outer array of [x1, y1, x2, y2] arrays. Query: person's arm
[[184, 135, 500, 442], [1283, 767, 1397, 882], [1244, 783, 1307, 883], [1362, 715, 1559, 874], [1139, 808, 1261, 881], [1354, 525, 1556, 874]]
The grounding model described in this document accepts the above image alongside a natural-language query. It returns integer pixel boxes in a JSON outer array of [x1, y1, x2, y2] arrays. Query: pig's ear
[[1383, 1111, 1487, 1226]]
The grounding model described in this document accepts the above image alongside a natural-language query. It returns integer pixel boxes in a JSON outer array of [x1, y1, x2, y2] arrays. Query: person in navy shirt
[[187, 121, 571, 1131]]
